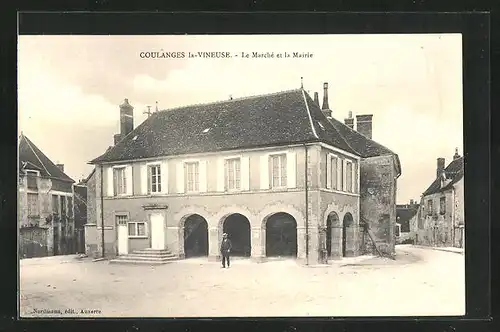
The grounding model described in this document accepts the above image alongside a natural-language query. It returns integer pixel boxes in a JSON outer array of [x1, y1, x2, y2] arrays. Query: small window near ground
[[128, 222, 147, 237]]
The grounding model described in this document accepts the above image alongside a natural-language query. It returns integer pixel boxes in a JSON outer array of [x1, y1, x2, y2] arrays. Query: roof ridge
[[23, 135, 52, 177], [158, 88, 302, 113], [301, 89, 319, 139]]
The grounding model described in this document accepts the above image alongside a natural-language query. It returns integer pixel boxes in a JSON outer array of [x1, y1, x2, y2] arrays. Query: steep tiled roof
[[423, 156, 464, 196], [18, 134, 74, 183], [90, 89, 398, 165]]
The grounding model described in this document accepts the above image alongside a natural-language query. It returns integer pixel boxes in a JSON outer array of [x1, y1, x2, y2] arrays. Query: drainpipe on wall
[[451, 187, 456, 247], [100, 165, 105, 258], [304, 144, 309, 265]]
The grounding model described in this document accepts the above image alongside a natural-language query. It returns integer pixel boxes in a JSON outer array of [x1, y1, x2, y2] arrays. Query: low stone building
[[396, 200, 419, 244], [412, 149, 465, 248], [85, 83, 401, 264], [18, 134, 76, 257]]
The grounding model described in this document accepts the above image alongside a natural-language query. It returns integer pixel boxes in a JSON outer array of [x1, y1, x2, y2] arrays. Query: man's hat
[[223, 233, 228, 237]]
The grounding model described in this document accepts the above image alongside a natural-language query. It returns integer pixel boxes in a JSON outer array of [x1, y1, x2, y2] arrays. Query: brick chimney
[[321, 82, 332, 118], [120, 98, 134, 138], [313, 92, 319, 106], [113, 134, 123, 145], [344, 111, 354, 130], [410, 199, 414, 205], [437, 158, 445, 178], [355, 114, 373, 139], [56, 164, 64, 172], [453, 147, 461, 160]]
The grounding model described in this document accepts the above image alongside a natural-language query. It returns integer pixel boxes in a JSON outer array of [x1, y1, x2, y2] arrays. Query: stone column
[[208, 227, 220, 261], [297, 226, 307, 264], [344, 225, 357, 257], [330, 225, 343, 259], [307, 226, 320, 264], [251, 227, 265, 262], [166, 226, 181, 257]]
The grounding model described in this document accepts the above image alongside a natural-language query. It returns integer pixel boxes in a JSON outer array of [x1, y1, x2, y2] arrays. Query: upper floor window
[[52, 195, 59, 215], [27, 193, 39, 217], [60, 196, 66, 217], [346, 161, 353, 193], [440, 197, 446, 214], [116, 214, 128, 226], [148, 164, 162, 194], [329, 155, 338, 190], [185, 162, 199, 193], [225, 158, 241, 191], [270, 154, 287, 188], [113, 167, 127, 196], [67, 197, 73, 218], [427, 199, 433, 215], [26, 170, 39, 189], [339, 160, 344, 191]]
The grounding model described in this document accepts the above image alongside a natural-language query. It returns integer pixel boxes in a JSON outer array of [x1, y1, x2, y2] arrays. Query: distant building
[[413, 149, 464, 248], [73, 175, 90, 254], [85, 84, 402, 264], [18, 134, 76, 257], [396, 200, 419, 244]]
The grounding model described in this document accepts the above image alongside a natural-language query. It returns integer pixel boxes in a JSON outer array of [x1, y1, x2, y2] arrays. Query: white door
[[151, 213, 165, 250], [117, 224, 128, 255]]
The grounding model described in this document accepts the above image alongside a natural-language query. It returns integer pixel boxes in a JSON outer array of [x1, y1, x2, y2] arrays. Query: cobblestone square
[[19, 246, 465, 317]]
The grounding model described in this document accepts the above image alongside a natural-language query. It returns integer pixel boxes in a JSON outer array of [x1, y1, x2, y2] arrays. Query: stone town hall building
[[84, 83, 401, 264]]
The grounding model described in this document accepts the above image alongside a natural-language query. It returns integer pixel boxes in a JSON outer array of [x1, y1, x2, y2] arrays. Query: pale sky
[[17, 34, 463, 204]]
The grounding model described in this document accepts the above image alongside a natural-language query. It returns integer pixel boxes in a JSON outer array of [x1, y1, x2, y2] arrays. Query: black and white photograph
[[18, 33, 465, 318]]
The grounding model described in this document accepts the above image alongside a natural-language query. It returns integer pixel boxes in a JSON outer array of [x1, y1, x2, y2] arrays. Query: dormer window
[[26, 170, 39, 190]]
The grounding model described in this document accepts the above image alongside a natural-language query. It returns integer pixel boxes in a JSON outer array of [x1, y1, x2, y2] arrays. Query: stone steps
[[109, 248, 178, 265]]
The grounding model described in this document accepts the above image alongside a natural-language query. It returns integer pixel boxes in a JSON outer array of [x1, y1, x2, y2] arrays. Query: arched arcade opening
[[183, 214, 209, 258], [265, 212, 297, 257], [222, 213, 251, 257]]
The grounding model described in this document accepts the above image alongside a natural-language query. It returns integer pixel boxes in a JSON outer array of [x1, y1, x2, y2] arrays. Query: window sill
[[128, 236, 148, 239]]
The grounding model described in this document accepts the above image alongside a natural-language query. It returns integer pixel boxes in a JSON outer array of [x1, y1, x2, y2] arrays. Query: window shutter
[[216, 158, 225, 192], [161, 160, 169, 194], [286, 152, 296, 188], [241, 156, 250, 191], [352, 162, 356, 194], [343, 159, 347, 192], [140, 164, 148, 195], [176, 162, 185, 193], [199, 160, 207, 192], [106, 167, 114, 197], [326, 154, 331, 189], [126, 165, 133, 196], [260, 154, 269, 190]]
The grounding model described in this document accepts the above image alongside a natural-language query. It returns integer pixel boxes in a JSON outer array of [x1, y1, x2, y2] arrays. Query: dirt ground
[[19, 245, 465, 317]]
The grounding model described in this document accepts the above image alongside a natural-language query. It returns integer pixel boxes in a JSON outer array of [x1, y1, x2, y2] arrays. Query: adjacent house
[[85, 83, 402, 264], [18, 134, 76, 257], [412, 149, 465, 249], [395, 200, 419, 244]]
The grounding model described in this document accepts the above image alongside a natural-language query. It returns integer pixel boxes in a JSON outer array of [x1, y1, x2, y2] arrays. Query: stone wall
[[359, 155, 398, 256]]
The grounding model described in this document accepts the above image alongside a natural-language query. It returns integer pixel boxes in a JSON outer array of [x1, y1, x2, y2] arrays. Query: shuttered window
[[225, 158, 241, 191], [185, 162, 199, 192], [27, 193, 39, 217], [148, 164, 162, 193], [330, 156, 338, 189], [113, 167, 126, 195], [270, 154, 287, 188], [346, 161, 353, 193]]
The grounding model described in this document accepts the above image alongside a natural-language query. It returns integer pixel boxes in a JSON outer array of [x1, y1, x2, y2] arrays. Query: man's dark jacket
[[220, 238, 232, 255]]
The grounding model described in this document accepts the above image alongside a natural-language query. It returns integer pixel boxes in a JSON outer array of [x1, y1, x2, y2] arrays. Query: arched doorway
[[222, 214, 251, 257], [265, 212, 297, 257], [326, 212, 340, 257], [183, 214, 208, 258], [342, 213, 354, 257]]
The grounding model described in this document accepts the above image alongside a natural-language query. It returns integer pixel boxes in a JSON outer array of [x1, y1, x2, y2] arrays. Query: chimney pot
[[453, 147, 461, 160], [355, 114, 373, 139], [313, 92, 319, 106], [321, 82, 331, 117], [348, 111, 353, 118], [119, 98, 134, 138], [437, 158, 445, 178]]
